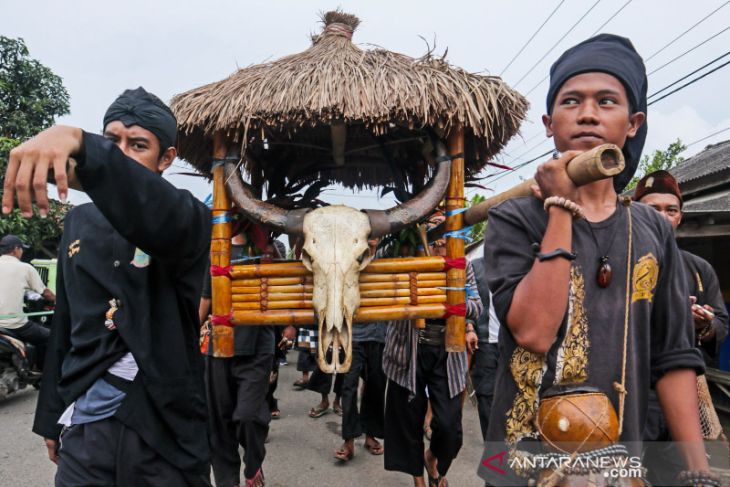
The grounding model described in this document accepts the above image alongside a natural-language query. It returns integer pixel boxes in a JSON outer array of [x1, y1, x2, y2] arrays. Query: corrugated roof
[[671, 139, 730, 184], [682, 187, 730, 214]]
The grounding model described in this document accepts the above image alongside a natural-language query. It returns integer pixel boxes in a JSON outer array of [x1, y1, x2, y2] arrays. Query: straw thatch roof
[[171, 10, 528, 193]]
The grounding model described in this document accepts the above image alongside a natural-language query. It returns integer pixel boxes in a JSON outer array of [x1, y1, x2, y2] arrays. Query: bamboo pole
[[361, 256, 448, 273], [232, 304, 446, 326], [210, 132, 234, 357], [463, 144, 625, 226], [360, 281, 410, 291], [445, 125, 466, 352], [230, 256, 451, 279], [232, 277, 311, 286], [361, 289, 411, 298]]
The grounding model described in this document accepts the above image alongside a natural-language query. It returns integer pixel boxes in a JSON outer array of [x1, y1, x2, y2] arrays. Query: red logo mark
[[482, 451, 507, 475]]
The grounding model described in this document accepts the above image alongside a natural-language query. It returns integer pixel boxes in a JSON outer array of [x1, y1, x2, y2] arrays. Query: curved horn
[[224, 161, 309, 236], [364, 140, 451, 238]]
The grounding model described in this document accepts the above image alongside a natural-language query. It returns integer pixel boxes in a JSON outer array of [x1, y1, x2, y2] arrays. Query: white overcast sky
[[3, 0, 729, 207]]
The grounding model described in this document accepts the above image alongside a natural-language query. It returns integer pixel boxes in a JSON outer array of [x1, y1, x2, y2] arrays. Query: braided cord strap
[[614, 204, 633, 434]]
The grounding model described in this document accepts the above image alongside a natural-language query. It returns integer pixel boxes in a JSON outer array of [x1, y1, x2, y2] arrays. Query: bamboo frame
[[445, 125, 466, 352]]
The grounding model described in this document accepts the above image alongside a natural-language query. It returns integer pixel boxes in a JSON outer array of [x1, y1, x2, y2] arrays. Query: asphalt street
[[0, 352, 486, 486]]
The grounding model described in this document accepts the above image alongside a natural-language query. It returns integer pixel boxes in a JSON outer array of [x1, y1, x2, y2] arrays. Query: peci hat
[[0, 234, 30, 253], [634, 170, 682, 208]]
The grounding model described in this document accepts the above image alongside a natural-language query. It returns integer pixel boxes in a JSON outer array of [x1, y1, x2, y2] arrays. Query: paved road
[[0, 353, 486, 486]]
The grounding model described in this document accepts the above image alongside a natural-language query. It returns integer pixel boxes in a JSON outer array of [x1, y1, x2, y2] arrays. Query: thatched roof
[[171, 10, 528, 193]]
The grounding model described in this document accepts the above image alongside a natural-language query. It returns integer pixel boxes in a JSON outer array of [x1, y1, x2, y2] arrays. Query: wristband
[[531, 243, 577, 262]]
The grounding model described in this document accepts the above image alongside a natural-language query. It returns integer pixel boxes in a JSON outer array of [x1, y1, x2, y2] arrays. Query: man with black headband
[[3, 87, 211, 485], [479, 35, 712, 486]]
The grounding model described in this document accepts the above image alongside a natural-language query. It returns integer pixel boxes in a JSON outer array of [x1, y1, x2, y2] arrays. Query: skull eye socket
[[356, 249, 369, 264]]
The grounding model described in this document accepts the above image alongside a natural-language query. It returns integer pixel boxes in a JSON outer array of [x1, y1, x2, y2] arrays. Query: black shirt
[[478, 198, 704, 485], [681, 249, 729, 367], [201, 244, 274, 356], [32, 132, 211, 474]]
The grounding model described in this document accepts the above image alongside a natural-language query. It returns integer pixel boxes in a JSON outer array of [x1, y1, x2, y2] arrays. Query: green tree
[[625, 139, 686, 191], [0, 36, 71, 257], [468, 193, 487, 242]]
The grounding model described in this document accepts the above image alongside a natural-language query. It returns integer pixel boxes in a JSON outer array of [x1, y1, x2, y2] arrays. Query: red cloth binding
[[443, 257, 466, 270], [210, 265, 232, 277], [211, 312, 234, 327], [443, 303, 466, 318]]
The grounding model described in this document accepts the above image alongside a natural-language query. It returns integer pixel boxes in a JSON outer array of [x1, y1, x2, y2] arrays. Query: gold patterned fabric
[[555, 267, 590, 385]]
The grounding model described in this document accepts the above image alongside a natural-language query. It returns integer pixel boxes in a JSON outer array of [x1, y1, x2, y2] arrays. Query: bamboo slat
[[360, 297, 410, 307], [361, 256, 448, 273], [231, 263, 309, 279], [359, 273, 409, 283], [267, 293, 313, 302], [232, 294, 261, 303], [230, 256, 452, 280], [232, 303, 445, 326], [417, 280, 446, 288], [360, 289, 410, 298], [232, 277, 313, 286], [445, 126, 466, 353], [360, 281, 410, 291], [231, 294, 446, 309]]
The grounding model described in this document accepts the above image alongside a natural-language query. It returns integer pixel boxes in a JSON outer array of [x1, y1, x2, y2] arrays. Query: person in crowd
[[383, 224, 482, 487], [479, 35, 710, 486], [0, 234, 55, 370], [13, 87, 212, 485], [635, 169, 729, 485]]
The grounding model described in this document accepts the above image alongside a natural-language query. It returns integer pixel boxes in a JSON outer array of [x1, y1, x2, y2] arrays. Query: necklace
[[584, 202, 621, 288]]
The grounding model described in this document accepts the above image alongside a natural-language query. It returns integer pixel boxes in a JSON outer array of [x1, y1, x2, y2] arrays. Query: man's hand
[[2, 125, 83, 217], [44, 438, 59, 464], [533, 150, 582, 201], [466, 329, 478, 354], [279, 325, 296, 350], [692, 304, 715, 328], [282, 325, 296, 341]]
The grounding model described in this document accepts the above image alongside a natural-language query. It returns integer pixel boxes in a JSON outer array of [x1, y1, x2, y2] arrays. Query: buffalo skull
[[224, 140, 450, 373]]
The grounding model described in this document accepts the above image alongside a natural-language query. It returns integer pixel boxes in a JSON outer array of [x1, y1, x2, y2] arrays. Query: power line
[[648, 50, 730, 100], [648, 58, 730, 106], [522, 0, 633, 97], [589, 0, 632, 37], [648, 25, 730, 76], [645, 1, 730, 62], [513, 0, 602, 88], [503, 137, 552, 167], [685, 126, 730, 148], [488, 149, 554, 184], [499, 1, 566, 76]]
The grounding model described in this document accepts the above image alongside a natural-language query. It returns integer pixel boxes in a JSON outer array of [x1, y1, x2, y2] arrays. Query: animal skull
[[301, 206, 374, 373], [223, 139, 451, 374]]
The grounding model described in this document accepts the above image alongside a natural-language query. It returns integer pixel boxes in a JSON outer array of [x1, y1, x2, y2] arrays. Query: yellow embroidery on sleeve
[[631, 253, 659, 303]]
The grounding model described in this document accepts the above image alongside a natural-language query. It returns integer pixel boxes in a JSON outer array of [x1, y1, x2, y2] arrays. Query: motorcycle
[[0, 292, 53, 400]]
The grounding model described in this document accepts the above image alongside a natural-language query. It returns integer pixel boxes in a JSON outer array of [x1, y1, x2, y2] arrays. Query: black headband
[[103, 87, 177, 151], [546, 34, 648, 192]]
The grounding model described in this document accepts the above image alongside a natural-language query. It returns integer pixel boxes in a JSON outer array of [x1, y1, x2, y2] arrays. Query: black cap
[[0, 235, 29, 253], [546, 34, 648, 193]]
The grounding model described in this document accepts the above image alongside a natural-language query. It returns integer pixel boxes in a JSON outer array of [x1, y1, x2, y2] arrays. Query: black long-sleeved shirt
[[681, 249, 729, 367], [32, 132, 211, 474]]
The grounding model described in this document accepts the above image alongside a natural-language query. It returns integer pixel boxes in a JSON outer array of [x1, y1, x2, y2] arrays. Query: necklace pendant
[[597, 257, 612, 288]]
